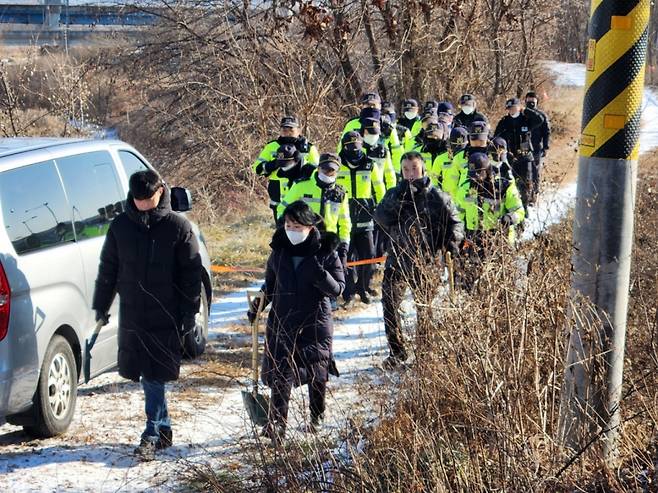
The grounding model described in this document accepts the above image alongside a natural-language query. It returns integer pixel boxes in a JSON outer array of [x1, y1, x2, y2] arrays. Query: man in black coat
[[375, 152, 464, 369], [93, 170, 201, 461], [494, 97, 546, 210], [525, 91, 551, 200], [453, 93, 489, 130]]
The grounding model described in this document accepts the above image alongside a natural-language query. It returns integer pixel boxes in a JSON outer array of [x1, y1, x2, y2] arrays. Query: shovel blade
[[242, 390, 269, 427]]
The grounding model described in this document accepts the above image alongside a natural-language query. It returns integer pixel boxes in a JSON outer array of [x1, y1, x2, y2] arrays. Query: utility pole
[[559, 0, 650, 464]]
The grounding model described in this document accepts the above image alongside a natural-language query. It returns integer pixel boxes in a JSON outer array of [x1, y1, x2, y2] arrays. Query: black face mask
[[343, 146, 364, 164], [526, 101, 536, 109], [278, 136, 298, 145]]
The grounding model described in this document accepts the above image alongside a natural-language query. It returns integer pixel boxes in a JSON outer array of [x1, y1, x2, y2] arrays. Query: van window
[[56, 151, 125, 241], [0, 160, 73, 255], [118, 151, 148, 180]]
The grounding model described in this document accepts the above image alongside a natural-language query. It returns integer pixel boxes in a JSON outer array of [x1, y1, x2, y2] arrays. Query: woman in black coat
[[252, 201, 345, 441]]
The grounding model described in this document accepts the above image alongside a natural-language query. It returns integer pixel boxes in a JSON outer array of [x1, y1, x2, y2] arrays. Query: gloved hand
[[381, 121, 393, 138], [247, 295, 263, 324], [337, 242, 349, 269], [500, 213, 515, 227], [323, 186, 345, 204], [263, 159, 279, 174], [95, 311, 110, 326], [367, 144, 387, 160], [181, 315, 196, 337], [297, 136, 311, 154]]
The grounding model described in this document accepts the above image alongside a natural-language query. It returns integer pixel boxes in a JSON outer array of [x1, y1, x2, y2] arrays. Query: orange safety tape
[[210, 255, 386, 274]]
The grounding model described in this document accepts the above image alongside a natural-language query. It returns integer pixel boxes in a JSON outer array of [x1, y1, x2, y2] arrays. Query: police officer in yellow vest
[[411, 118, 451, 188], [410, 100, 439, 141], [397, 99, 421, 132], [252, 116, 319, 220], [442, 120, 490, 200], [337, 131, 386, 306], [359, 111, 397, 190], [381, 101, 412, 174], [340, 92, 382, 136], [277, 153, 351, 266], [454, 152, 525, 252]]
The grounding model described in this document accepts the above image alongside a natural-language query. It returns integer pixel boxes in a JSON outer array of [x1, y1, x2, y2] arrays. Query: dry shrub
[[212, 169, 658, 492]]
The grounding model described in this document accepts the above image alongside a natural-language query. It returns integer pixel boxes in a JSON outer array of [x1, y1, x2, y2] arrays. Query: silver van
[[0, 138, 213, 437]]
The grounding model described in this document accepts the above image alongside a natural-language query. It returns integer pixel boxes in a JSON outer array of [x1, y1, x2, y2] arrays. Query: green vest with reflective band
[[370, 152, 397, 190], [395, 126, 414, 168], [252, 139, 320, 207], [277, 171, 352, 244], [337, 159, 386, 231], [252, 139, 319, 173], [442, 149, 468, 200], [411, 142, 451, 188], [410, 120, 423, 140], [454, 177, 525, 244]]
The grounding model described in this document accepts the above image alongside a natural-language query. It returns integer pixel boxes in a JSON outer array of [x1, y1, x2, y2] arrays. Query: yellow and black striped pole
[[560, 0, 650, 462]]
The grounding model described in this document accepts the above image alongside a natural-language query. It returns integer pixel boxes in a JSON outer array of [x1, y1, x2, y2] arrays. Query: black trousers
[[512, 154, 534, 212], [270, 376, 326, 427], [343, 229, 375, 300], [531, 151, 544, 201], [381, 263, 437, 359]]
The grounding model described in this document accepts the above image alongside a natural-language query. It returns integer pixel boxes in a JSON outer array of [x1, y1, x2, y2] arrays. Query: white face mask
[[363, 133, 379, 146], [404, 110, 418, 120], [285, 228, 309, 245], [461, 105, 474, 115], [509, 111, 520, 118], [317, 171, 336, 184]]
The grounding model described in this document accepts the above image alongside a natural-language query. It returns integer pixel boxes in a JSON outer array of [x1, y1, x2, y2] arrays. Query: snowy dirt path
[[2, 62, 657, 492]]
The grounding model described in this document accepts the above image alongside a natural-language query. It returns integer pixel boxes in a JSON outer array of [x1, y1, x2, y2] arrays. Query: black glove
[[247, 296, 262, 324], [323, 186, 345, 204], [263, 159, 279, 174], [181, 315, 196, 337], [95, 311, 110, 327], [381, 121, 393, 138], [367, 144, 387, 160], [500, 213, 514, 227], [296, 136, 311, 154], [337, 242, 349, 269]]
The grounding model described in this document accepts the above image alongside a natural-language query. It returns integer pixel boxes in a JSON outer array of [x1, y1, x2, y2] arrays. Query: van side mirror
[[170, 187, 192, 212]]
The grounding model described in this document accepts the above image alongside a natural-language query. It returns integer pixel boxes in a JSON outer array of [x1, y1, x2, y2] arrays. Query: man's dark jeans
[[141, 377, 171, 440]]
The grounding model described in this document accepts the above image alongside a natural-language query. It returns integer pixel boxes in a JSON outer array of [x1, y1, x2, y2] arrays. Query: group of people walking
[[248, 91, 551, 443], [88, 90, 552, 459]]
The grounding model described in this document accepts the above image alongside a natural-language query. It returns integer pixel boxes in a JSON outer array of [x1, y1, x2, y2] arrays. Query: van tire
[[23, 335, 78, 438], [183, 289, 209, 359]]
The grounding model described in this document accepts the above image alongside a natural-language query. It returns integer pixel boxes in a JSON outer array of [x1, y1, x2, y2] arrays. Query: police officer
[[494, 98, 545, 211], [442, 120, 490, 199], [337, 131, 386, 306], [411, 118, 451, 188], [525, 91, 551, 200], [488, 136, 514, 182], [454, 152, 525, 257], [375, 152, 463, 368], [410, 100, 439, 140], [340, 92, 383, 135], [453, 94, 489, 129], [252, 116, 319, 220], [398, 99, 421, 131], [437, 101, 455, 128], [277, 153, 351, 265], [382, 101, 413, 174]]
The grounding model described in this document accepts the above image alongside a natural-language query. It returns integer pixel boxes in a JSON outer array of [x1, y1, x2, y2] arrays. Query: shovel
[[446, 251, 456, 303], [83, 319, 105, 383], [242, 290, 269, 427]]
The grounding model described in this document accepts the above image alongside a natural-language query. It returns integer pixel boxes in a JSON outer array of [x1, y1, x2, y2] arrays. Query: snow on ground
[[2, 61, 658, 492]]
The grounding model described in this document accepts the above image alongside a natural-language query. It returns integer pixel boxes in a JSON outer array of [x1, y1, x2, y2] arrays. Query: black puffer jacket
[[261, 228, 345, 388], [375, 177, 464, 272], [92, 187, 202, 382]]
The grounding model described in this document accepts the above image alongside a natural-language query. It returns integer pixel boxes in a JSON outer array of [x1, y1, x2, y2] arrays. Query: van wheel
[[23, 335, 78, 438], [183, 289, 209, 359]]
